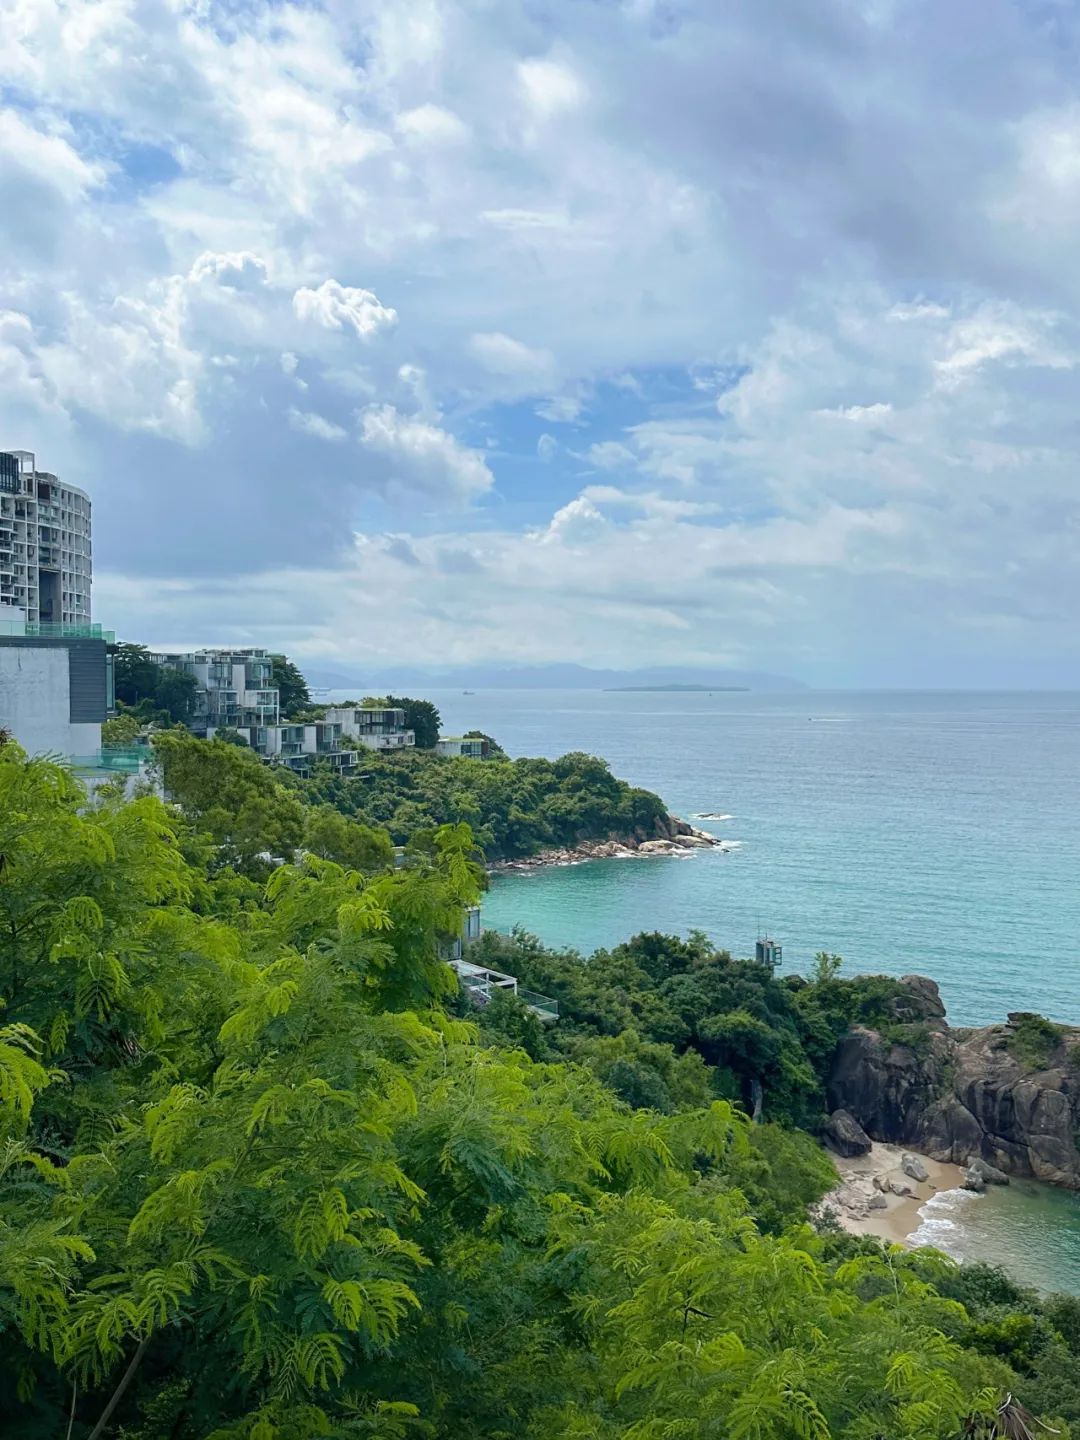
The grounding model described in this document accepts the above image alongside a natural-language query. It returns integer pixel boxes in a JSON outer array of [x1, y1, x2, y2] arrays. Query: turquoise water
[[423, 689, 1080, 1028], [912, 1179, 1080, 1295], [422, 687, 1080, 1291]]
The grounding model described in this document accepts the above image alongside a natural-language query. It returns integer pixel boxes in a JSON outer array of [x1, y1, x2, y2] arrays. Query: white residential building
[[149, 652, 417, 775], [323, 706, 416, 751], [1, 451, 92, 625], [150, 647, 281, 734], [436, 735, 490, 758]]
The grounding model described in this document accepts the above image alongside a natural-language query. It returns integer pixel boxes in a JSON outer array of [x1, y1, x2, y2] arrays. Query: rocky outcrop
[[827, 976, 1080, 1189], [824, 1108, 873, 1157], [489, 816, 730, 872]]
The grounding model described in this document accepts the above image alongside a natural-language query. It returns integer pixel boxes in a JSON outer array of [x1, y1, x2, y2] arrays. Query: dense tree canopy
[[301, 748, 670, 859], [0, 740, 1075, 1438], [113, 642, 200, 726]]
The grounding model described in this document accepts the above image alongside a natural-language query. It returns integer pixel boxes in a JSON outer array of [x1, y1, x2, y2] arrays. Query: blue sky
[[4, 0, 1080, 685]]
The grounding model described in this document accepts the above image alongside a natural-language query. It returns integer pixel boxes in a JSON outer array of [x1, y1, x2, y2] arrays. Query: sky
[[4, 0, 1080, 686]]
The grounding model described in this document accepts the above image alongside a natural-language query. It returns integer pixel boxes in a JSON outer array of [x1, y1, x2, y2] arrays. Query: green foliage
[[154, 729, 307, 874], [385, 697, 441, 750], [299, 748, 670, 860], [113, 643, 199, 724], [1007, 1013, 1067, 1069], [271, 655, 311, 720], [101, 711, 142, 746], [302, 806, 396, 873], [0, 743, 1069, 1440]]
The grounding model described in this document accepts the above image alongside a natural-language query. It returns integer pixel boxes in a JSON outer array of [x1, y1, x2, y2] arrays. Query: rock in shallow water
[[963, 1164, 987, 1193], [967, 1156, 1010, 1185]]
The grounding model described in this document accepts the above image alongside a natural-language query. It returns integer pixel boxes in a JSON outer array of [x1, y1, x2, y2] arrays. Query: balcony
[[68, 747, 151, 776], [448, 959, 559, 1022]]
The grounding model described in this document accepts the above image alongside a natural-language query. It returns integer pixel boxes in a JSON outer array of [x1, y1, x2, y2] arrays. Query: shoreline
[[487, 822, 734, 874], [815, 1141, 968, 1247]]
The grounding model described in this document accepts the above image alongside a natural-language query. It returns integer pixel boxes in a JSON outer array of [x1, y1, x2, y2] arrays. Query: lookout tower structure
[[755, 936, 782, 970]]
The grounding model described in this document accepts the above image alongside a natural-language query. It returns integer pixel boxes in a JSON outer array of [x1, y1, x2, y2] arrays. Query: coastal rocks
[[902, 1153, 929, 1183], [824, 1108, 873, 1157], [488, 814, 727, 873], [888, 1179, 913, 1197], [963, 1165, 986, 1193], [867, 1192, 888, 1210], [967, 1157, 1009, 1186], [826, 976, 1080, 1190]]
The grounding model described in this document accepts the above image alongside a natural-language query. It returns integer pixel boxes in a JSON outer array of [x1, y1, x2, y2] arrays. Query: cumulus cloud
[[292, 281, 398, 339], [12, 0, 1080, 681], [358, 404, 494, 501]]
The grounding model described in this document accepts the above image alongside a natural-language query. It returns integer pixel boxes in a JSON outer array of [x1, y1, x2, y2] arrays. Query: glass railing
[[0, 620, 115, 641], [67, 747, 151, 774], [519, 989, 559, 1021]]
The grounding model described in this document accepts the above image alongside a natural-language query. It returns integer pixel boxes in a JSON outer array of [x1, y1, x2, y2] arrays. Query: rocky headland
[[825, 975, 1080, 1190], [489, 815, 731, 872]]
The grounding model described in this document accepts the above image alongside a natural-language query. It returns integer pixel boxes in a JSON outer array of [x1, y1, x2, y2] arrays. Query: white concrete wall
[[0, 646, 100, 756]]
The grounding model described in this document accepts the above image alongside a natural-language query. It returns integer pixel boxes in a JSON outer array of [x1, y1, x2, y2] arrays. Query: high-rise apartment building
[[0, 450, 92, 625]]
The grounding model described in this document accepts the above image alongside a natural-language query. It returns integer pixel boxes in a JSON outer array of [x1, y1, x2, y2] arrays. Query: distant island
[[604, 683, 749, 693], [305, 661, 805, 692]]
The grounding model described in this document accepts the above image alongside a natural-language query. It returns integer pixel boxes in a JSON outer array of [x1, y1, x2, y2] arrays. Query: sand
[[816, 1141, 968, 1246]]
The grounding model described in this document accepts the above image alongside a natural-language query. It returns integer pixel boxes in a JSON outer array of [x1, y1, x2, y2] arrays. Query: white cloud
[[588, 440, 637, 469], [0, 107, 104, 203], [536, 391, 587, 423], [292, 281, 398, 339], [287, 407, 347, 441], [397, 104, 469, 145], [933, 305, 1076, 388], [816, 402, 894, 421], [537, 433, 558, 461], [517, 58, 587, 119], [469, 331, 555, 381], [358, 404, 494, 500]]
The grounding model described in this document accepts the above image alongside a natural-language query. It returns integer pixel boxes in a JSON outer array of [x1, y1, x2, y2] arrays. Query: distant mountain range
[[303, 662, 806, 693]]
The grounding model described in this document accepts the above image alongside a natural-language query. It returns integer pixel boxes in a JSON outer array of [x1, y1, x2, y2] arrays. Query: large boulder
[[824, 1108, 873, 1157], [967, 1156, 1009, 1186], [901, 1153, 929, 1183]]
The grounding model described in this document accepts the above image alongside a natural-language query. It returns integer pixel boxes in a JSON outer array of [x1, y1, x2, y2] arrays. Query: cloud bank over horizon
[[5, 0, 1080, 686]]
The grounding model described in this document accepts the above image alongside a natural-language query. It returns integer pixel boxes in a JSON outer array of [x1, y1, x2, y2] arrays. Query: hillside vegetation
[[2, 739, 1078, 1437], [154, 729, 671, 864]]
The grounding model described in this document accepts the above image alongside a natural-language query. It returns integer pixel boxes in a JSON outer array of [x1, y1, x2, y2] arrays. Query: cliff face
[[827, 977, 1080, 1189]]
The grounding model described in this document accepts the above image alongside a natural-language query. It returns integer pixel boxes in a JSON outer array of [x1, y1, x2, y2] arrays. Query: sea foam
[[908, 1187, 980, 1260]]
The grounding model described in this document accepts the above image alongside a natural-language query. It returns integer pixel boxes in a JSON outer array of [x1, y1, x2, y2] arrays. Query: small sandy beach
[[817, 1141, 968, 1246]]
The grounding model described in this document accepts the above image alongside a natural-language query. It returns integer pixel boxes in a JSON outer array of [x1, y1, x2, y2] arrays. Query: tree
[[0, 741, 1064, 1440], [154, 729, 307, 873], [386, 695, 441, 749], [112, 642, 161, 707], [101, 711, 142, 745], [303, 805, 396, 871], [271, 654, 311, 719], [154, 667, 199, 724]]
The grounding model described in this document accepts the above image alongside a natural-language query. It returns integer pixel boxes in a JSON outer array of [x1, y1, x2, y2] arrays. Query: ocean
[[423, 688, 1080, 1028], [352, 687, 1080, 1289]]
